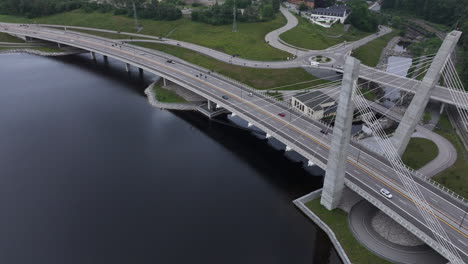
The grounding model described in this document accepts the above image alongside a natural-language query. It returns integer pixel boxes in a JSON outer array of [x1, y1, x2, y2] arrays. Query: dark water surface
[[0, 53, 341, 264]]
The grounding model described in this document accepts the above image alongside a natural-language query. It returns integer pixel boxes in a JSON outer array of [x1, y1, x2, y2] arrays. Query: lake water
[[0, 53, 342, 264]]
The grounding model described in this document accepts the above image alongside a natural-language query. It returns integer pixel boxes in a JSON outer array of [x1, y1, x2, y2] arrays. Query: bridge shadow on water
[[173, 111, 325, 200], [52, 53, 155, 95]]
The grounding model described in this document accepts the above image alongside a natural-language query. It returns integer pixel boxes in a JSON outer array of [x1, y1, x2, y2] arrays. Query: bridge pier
[[125, 63, 130, 72], [139, 68, 144, 75], [440, 103, 445, 114], [391, 31, 461, 156], [321, 57, 361, 210], [163, 77, 167, 87], [57, 43, 62, 49], [90, 52, 96, 61], [103, 55, 108, 64], [207, 100, 217, 111]]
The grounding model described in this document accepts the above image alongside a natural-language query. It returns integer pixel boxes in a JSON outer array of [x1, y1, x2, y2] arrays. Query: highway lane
[[2, 24, 467, 262]]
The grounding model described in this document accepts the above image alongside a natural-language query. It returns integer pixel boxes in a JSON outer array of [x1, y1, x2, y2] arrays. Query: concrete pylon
[[321, 56, 361, 210], [125, 63, 130, 72], [90, 51, 96, 60], [391, 31, 462, 156]]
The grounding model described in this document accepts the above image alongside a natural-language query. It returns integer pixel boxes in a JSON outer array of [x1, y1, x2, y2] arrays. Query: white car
[[380, 188, 392, 199], [247, 92, 253, 97]]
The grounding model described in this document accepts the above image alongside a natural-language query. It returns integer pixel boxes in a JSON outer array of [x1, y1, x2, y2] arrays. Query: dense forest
[[0, 0, 182, 20], [382, 0, 468, 86], [191, 0, 281, 25]]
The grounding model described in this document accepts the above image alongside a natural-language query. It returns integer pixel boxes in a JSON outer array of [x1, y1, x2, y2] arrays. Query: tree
[[261, 4, 275, 20], [391, 16, 402, 29]]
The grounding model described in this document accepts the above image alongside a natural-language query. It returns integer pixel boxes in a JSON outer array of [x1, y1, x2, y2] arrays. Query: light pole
[[460, 209, 467, 229]]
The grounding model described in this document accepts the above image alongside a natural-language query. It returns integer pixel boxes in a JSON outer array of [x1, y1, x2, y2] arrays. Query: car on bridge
[[278, 113, 286, 117], [221, 95, 229, 100], [380, 188, 393, 199]]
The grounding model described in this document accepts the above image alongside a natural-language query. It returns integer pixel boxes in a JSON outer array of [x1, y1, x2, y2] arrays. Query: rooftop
[[294, 90, 335, 111], [311, 4, 350, 17]]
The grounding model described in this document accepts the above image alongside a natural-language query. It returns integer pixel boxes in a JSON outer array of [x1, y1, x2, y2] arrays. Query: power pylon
[[132, 1, 139, 31], [232, 0, 237, 32]]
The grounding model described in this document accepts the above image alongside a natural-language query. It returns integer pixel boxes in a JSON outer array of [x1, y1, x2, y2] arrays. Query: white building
[[308, 5, 351, 26], [291, 91, 336, 120]]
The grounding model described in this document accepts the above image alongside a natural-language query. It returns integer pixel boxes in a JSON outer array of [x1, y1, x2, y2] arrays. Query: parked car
[[380, 188, 392, 199], [278, 113, 286, 117], [222, 95, 229, 100]]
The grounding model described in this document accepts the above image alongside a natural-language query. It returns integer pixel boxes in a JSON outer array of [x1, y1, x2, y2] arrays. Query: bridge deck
[[1, 23, 466, 262]]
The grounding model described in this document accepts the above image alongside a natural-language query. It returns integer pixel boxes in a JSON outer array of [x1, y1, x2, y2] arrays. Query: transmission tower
[[232, 0, 237, 32], [132, 1, 139, 31]]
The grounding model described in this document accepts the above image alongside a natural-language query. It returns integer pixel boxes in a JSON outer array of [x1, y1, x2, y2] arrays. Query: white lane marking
[[457, 239, 467, 246]]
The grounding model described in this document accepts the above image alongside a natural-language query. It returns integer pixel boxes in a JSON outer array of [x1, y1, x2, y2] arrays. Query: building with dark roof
[[291, 91, 336, 120], [309, 4, 350, 24]]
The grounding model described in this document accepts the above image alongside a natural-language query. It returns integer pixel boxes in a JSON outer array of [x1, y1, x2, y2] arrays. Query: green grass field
[[353, 31, 399, 67], [280, 16, 370, 50], [153, 81, 186, 103], [402, 138, 438, 169], [433, 114, 468, 198], [133, 42, 329, 90], [0, 10, 290, 61], [0, 32, 25, 43], [305, 198, 393, 264]]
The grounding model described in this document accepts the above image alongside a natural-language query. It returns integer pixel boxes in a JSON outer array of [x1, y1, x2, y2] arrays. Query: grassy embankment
[[280, 15, 370, 50], [0, 32, 62, 52], [433, 114, 468, 198], [0, 32, 25, 43], [402, 138, 438, 170], [352, 30, 399, 67], [133, 42, 328, 90], [0, 10, 290, 61], [153, 81, 186, 103], [305, 198, 394, 264]]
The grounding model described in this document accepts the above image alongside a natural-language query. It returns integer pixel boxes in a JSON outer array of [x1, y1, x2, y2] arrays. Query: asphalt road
[[1, 24, 466, 263]]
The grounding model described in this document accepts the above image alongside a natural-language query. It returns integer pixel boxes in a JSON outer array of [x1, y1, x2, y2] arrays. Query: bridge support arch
[[321, 57, 361, 210], [391, 31, 461, 155]]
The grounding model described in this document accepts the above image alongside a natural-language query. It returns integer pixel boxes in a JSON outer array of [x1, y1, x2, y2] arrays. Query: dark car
[[222, 95, 229, 100], [320, 129, 328, 135], [166, 59, 175, 64], [278, 113, 286, 117]]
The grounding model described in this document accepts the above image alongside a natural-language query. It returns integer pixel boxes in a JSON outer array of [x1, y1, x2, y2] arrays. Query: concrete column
[[321, 56, 361, 210], [139, 68, 144, 75], [103, 55, 108, 64], [207, 100, 216, 111], [125, 63, 130, 72], [90, 51, 96, 60], [57, 43, 61, 49], [440, 103, 445, 115], [391, 31, 461, 156], [163, 78, 167, 87]]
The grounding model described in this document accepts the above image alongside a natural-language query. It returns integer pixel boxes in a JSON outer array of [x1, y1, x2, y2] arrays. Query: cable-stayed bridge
[[0, 23, 466, 263]]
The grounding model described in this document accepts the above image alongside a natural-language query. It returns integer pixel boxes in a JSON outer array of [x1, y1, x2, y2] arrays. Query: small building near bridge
[[291, 91, 336, 120]]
